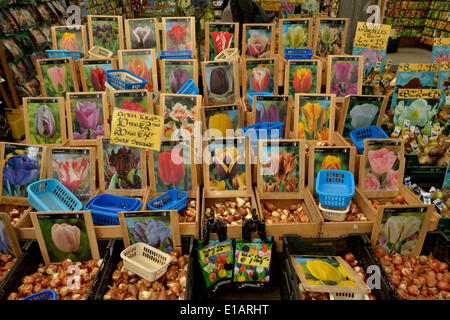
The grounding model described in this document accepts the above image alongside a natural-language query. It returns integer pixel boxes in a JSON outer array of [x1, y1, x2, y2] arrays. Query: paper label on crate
[[431, 128, 439, 137], [237, 252, 271, 268], [433, 122, 441, 129], [110, 109, 163, 151], [392, 126, 401, 137], [421, 192, 431, 204], [409, 126, 416, 134], [404, 176, 411, 186], [402, 119, 410, 128], [353, 22, 391, 50], [433, 198, 446, 211], [423, 135, 429, 144], [199, 242, 232, 261], [411, 141, 419, 151], [429, 186, 437, 193]]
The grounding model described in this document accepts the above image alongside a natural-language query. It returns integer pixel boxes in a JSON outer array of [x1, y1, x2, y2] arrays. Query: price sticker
[[403, 119, 410, 128], [238, 252, 271, 268]]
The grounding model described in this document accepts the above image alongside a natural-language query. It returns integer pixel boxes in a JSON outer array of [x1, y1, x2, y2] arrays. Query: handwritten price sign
[[441, 61, 450, 72], [433, 38, 450, 47], [398, 89, 441, 99], [199, 242, 232, 261], [110, 110, 163, 151], [398, 63, 439, 73], [238, 252, 271, 268], [353, 22, 391, 50]]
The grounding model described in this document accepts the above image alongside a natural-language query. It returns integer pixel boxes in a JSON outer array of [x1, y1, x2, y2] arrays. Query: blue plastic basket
[[147, 189, 189, 211], [23, 290, 57, 300], [106, 69, 148, 90], [83, 194, 142, 225], [349, 125, 389, 154], [315, 170, 355, 208], [160, 50, 192, 59], [284, 48, 313, 60], [247, 92, 272, 107], [27, 179, 82, 212], [176, 79, 199, 94], [46, 49, 81, 61], [240, 122, 284, 154]]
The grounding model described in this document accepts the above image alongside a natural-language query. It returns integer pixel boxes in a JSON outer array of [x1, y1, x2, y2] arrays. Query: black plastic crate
[[92, 235, 195, 300], [372, 231, 449, 300], [282, 234, 392, 300], [0, 238, 112, 300]]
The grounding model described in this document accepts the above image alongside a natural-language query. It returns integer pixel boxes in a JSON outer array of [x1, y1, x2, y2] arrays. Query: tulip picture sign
[[312, 18, 349, 59], [0, 143, 46, 205], [278, 18, 313, 56], [111, 89, 154, 114], [23, 97, 67, 145], [124, 18, 160, 52], [78, 58, 115, 92], [47, 147, 96, 203], [202, 60, 240, 105], [160, 59, 198, 93], [326, 55, 364, 98], [30, 211, 99, 265], [161, 17, 195, 52], [431, 37, 450, 65], [338, 95, 388, 137], [36, 58, 78, 98], [252, 95, 291, 136], [87, 15, 124, 56], [242, 23, 275, 59], [205, 22, 239, 61], [360, 139, 404, 198], [118, 49, 158, 92], [371, 205, 432, 257], [242, 58, 276, 98], [66, 92, 109, 146], [118, 210, 180, 251], [148, 139, 197, 193], [284, 59, 322, 99], [51, 25, 88, 58], [202, 104, 243, 138], [0, 212, 22, 257]]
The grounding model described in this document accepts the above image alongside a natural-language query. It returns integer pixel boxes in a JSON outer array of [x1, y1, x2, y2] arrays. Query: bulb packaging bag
[[233, 239, 273, 285]]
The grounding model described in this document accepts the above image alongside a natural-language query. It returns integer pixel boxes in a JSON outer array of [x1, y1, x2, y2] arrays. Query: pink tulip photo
[[368, 148, 397, 174], [51, 223, 80, 253]]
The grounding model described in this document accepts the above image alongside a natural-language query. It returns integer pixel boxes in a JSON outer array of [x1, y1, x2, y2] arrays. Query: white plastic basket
[[88, 46, 113, 59], [120, 243, 171, 282], [330, 292, 369, 300], [319, 203, 350, 221]]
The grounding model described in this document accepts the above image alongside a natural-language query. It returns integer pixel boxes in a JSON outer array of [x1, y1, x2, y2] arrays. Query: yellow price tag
[[261, 0, 280, 11], [353, 22, 391, 50], [397, 89, 441, 99], [440, 61, 450, 72], [110, 109, 163, 151], [433, 38, 450, 47], [238, 252, 271, 268], [398, 63, 439, 72], [199, 242, 232, 261]]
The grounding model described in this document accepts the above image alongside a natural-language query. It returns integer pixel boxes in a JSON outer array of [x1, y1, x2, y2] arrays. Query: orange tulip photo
[[287, 62, 318, 99]]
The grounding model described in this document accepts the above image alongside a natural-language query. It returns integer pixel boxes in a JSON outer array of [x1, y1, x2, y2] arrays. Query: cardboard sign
[[110, 109, 163, 150], [353, 22, 391, 50]]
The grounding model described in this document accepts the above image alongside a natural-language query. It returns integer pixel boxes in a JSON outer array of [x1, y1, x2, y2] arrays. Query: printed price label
[[238, 252, 271, 268], [433, 37, 450, 46], [411, 141, 419, 151], [421, 192, 431, 204], [392, 126, 402, 137], [403, 119, 410, 128], [404, 176, 411, 186], [414, 127, 421, 136], [199, 242, 232, 261], [398, 63, 439, 72], [353, 22, 391, 50]]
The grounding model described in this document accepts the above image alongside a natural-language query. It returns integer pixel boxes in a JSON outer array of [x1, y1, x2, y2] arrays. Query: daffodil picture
[[261, 144, 299, 193], [203, 105, 239, 137], [342, 96, 386, 137]]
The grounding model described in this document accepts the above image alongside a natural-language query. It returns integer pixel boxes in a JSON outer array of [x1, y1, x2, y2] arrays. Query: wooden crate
[[313, 55, 327, 87], [0, 203, 33, 230]]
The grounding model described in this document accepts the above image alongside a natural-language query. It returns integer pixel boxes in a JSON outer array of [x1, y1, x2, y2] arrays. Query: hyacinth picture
[[1, 144, 43, 198], [50, 148, 92, 202], [81, 60, 114, 92], [161, 94, 199, 139], [374, 207, 428, 256], [125, 19, 158, 50], [162, 60, 195, 93], [153, 140, 192, 193], [254, 96, 289, 133], [363, 140, 402, 192], [24, 98, 64, 145], [207, 23, 236, 60], [113, 91, 151, 113], [328, 56, 362, 97], [315, 19, 347, 58], [295, 95, 333, 141], [68, 93, 106, 142], [163, 18, 193, 51], [244, 25, 273, 59], [261, 143, 299, 192], [280, 20, 310, 53], [101, 139, 142, 190], [123, 212, 174, 253], [342, 96, 386, 137], [119, 49, 157, 91], [204, 105, 239, 137], [245, 60, 274, 95], [286, 60, 319, 98], [37, 59, 76, 97], [52, 25, 87, 57], [203, 61, 236, 104], [89, 16, 122, 55], [393, 97, 440, 135]]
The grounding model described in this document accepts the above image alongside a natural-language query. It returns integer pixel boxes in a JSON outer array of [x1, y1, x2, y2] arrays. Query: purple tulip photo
[[169, 68, 190, 93], [2, 155, 40, 196]]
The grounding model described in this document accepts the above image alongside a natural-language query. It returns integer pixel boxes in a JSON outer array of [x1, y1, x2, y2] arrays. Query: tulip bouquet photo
[[24, 99, 64, 145], [81, 61, 114, 92], [161, 94, 200, 138], [68, 95, 106, 141], [207, 23, 236, 60], [261, 144, 299, 192], [314, 21, 346, 58], [342, 96, 386, 137], [119, 50, 157, 92], [89, 17, 122, 55], [208, 144, 247, 191], [162, 60, 195, 93], [203, 62, 236, 104], [126, 19, 158, 50], [37, 60, 76, 97], [1, 144, 43, 198], [52, 26, 86, 57], [244, 27, 273, 59], [245, 61, 274, 95], [163, 20, 193, 51], [296, 97, 332, 140], [329, 58, 362, 97], [363, 143, 401, 192], [114, 91, 150, 113], [287, 61, 319, 98]]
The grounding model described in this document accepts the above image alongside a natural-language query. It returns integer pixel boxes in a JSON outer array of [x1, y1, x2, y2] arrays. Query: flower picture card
[[118, 210, 180, 252], [78, 58, 116, 92], [161, 17, 195, 52], [202, 104, 243, 138], [87, 15, 124, 56], [47, 147, 96, 203], [98, 137, 147, 196], [371, 205, 432, 257], [148, 139, 197, 193], [339, 95, 388, 137], [233, 241, 272, 284], [313, 18, 349, 58], [242, 23, 275, 59], [111, 89, 153, 114], [294, 93, 336, 143], [360, 139, 404, 197], [0, 212, 22, 257], [202, 60, 240, 105], [257, 139, 304, 196], [30, 211, 99, 265], [205, 22, 239, 61], [160, 93, 201, 139], [124, 18, 160, 52], [51, 25, 88, 58], [118, 49, 158, 92], [66, 92, 109, 147], [431, 37, 450, 65], [36, 58, 78, 98], [279, 18, 313, 56], [252, 95, 291, 136], [0, 143, 47, 205], [242, 58, 276, 98], [284, 59, 322, 99], [23, 97, 67, 145], [326, 55, 363, 98], [437, 61, 450, 122], [160, 59, 198, 93]]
